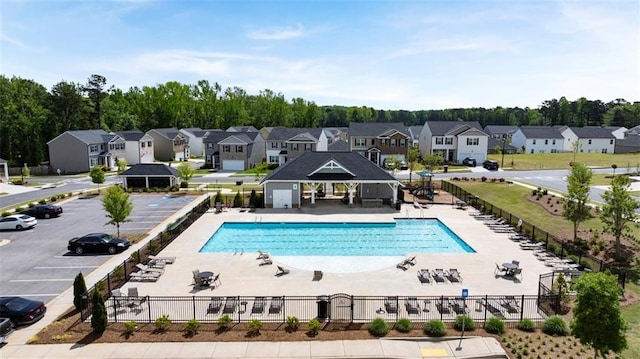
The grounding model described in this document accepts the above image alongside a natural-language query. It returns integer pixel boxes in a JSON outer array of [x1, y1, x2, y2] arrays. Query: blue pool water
[[199, 219, 475, 256]]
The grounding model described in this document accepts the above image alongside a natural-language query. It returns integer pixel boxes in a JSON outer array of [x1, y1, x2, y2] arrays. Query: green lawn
[[487, 152, 640, 171], [621, 283, 640, 359]]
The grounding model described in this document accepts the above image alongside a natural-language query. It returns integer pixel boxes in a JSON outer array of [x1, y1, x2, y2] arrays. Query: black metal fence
[[104, 293, 556, 328], [80, 195, 211, 321], [441, 180, 627, 287]]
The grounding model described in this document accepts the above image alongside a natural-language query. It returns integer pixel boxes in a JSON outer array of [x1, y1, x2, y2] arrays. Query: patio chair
[[384, 296, 398, 314], [396, 261, 409, 270], [495, 263, 507, 275], [432, 268, 447, 283], [211, 273, 221, 288], [447, 268, 463, 283], [511, 260, 520, 267], [276, 266, 290, 276], [251, 296, 267, 314], [259, 257, 273, 266], [313, 270, 323, 281], [513, 268, 523, 280], [110, 289, 130, 308], [449, 298, 467, 314], [207, 297, 224, 314], [269, 296, 283, 314], [136, 263, 164, 275], [257, 251, 270, 260], [417, 269, 432, 284], [127, 287, 145, 307], [483, 299, 505, 317], [148, 255, 176, 264], [223, 297, 237, 314], [405, 297, 420, 314]]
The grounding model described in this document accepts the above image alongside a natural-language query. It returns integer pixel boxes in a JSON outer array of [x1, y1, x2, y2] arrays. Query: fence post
[[532, 226, 536, 241], [112, 297, 118, 323], [519, 295, 525, 322], [483, 295, 488, 324], [147, 296, 152, 323], [106, 273, 111, 295], [192, 296, 197, 320]]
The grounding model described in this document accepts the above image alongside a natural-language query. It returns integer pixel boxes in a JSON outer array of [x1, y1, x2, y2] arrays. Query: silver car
[[0, 214, 37, 231]]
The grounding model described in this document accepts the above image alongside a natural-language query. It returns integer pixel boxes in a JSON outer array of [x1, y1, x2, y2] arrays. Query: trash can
[[443, 165, 448, 173], [236, 180, 243, 186], [316, 295, 330, 322]]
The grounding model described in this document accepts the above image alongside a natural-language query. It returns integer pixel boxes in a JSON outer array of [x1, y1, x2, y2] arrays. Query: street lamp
[[501, 136, 506, 168]]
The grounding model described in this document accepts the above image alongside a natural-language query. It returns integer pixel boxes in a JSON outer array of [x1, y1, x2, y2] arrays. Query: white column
[[310, 182, 316, 205]]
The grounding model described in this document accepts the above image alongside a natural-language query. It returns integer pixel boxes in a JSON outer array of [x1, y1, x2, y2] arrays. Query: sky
[[1, 0, 639, 111]]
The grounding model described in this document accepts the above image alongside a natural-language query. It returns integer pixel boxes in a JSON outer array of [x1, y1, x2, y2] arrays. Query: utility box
[[316, 295, 330, 322]]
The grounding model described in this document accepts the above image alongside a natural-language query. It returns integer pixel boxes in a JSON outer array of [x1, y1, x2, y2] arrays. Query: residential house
[[487, 137, 518, 154], [605, 126, 628, 140], [203, 131, 265, 170], [418, 121, 488, 163], [47, 130, 127, 173], [407, 125, 423, 148], [483, 125, 519, 140], [265, 127, 328, 166], [114, 130, 155, 165], [559, 127, 616, 154], [328, 138, 349, 152], [615, 136, 640, 154], [323, 127, 348, 144], [348, 122, 410, 167], [180, 128, 220, 158], [146, 128, 189, 162], [625, 125, 640, 137], [510, 126, 564, 154], [227, 126, 259, 133]]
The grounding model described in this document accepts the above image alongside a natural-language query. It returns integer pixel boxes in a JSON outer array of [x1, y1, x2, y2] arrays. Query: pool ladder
[[255, 216, 262, 223]]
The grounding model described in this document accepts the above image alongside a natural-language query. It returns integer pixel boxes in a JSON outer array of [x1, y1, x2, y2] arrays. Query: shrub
[[307, 319, 321, 336], [50, 196, 57, 202], [124, 320, 137, 336], [14, 206, 24, 213], [217, 314, 232, 329], [543, 316, 568, 336], [485, 317, 505, 334], [454, 315, 475, 331], [247, 319, 263, 335], [368, 318, 388, 337], [72, 273, 88, 311], [28, 202, 35, 208], [395, 318, 412, 333], [285, 316, 300, 332], [1, 211, 11, 217], [38, 199, 47, 204], [184, 319, 200, 335], [517, 319, 536, 332], [233, 191, 243, 207], [90, 290, 107, 333], [154, 315, 171, 332], [424, 320, 447, 337], [214, 191, 223, 204]]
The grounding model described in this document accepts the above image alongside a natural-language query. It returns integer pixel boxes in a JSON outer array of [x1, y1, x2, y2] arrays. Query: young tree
[[406, 146, 420, 184], [571, 272, 628, 358], [600, 175, 640, 259], [102, 185, 133, 238], [116, 158, 127, 174], [233, 191, 243, 207], [422, 153, 443, 172], [177, 162, 195, 187], [89, 165, 106, 192], [91, 289, 108, 334], [563, 163, 593, 241], [72, 272, 88, 311]]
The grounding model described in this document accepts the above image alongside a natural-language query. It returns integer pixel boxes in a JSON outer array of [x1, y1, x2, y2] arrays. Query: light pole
[[501, 136, 506, 168]]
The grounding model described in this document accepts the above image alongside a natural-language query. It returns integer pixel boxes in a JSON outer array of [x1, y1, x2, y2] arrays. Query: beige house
[[114, 130, 155, 165], [146, 128, 189, 162]]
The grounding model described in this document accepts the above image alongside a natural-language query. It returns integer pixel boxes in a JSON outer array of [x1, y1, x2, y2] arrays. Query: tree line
[[1, 74, 639, 166]]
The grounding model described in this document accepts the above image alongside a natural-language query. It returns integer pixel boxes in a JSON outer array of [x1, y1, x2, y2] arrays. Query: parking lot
[[0, 194, 195, 304]]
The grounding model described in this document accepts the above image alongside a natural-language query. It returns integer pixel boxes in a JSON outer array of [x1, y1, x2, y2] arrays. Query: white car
[[0, 215, 37, 231]]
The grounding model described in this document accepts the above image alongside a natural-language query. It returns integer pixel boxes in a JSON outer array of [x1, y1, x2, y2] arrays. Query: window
[[305, 144, 312, 151], [532, 140, 536, 145], [236, 145, 243, 153], [148, 141, 152, 147], [281, 142, 286, 148], [400, 139, 406, 147], [530, 149, 534, 154], [545, 139, 548, 145], [552, 140, 556, 145], [292, 144, 299, 151], [466, 138, 479, 146], [435, 137, 443, 145], [90, 158, 99, 166], [90, 145, 99, 152], [223, 145, 230, 152], [141, 142, 146, 148], [390, 139, 397, 147], [355, 138, 366, 147], [380, 139, 387, 146], [206, 143, 212, 149], [268, 155, 279, 163], [610, 139, 614, 145], [588, 139, 592, 145], [445, 137, 453, 145], [602, 148, 608, 154], [271, 142, 279, 149], [371, 139, 375, 146]]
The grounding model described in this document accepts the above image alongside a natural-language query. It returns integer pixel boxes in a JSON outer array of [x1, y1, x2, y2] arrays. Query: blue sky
[[2, 0, 638, 110]]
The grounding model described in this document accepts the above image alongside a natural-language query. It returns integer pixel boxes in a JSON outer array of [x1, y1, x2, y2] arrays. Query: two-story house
[[203, 131, 265, 170], [114, 130, 155, 165], [418, 121, 488, 163], [265, 128, 327, 166], [510, 126, 564, 154], [48, 130, 126, 173], [560, 127, 616, 154], [407, 126, 423, 148], [348, 122, 410, 167], [146, 128, 189, 162], [180, 128, 220, 158]]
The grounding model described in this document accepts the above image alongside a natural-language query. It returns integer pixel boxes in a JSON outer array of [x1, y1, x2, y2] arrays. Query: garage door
[[223, 160, 245, 171], [272, 190, 292, 209]]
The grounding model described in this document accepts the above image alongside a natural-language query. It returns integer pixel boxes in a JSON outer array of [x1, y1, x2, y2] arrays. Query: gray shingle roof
[[407, 125, 423, 140], [66, 130, 117, 144], [425, 121, 483, 136], [227, 126, 259, 132], [348, 122, 409, 137], [483, 125, 519, 136], [262, 151, 399, 182], [570, 127, 616, 139], [203, 131, 259, 144], [518, 126, 564, 139], [115, 130, 146, 141], [267, 127, 323, 141], [328, 139, 349, 151], [0, 158, 7, 164], [151, 128, 181, 139], [120, 163, 179, 177]]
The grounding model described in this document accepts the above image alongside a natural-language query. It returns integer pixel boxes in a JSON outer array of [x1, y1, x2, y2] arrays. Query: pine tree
[[73, 273, 88, 311], [90, 289, 108, 333]]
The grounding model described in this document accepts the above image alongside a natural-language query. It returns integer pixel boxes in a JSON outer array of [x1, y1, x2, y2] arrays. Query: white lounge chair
[[148, 255, 176, 264]]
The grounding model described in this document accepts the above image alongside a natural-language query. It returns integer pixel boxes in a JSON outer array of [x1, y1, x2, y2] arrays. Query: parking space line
[[33, 266, 99, 269], [0, 293, 60, 297], [10, 279, 74, 282]]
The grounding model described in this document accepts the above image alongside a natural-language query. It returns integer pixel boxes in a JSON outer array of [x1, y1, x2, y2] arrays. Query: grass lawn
[[621, 283, 640, 359], [487, 153, 640, 171]]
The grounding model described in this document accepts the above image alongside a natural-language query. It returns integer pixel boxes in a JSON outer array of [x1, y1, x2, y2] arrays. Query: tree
[[84, 74, 108, 129], [563, 163, 593, 241], [90, 289, 108, 333], [422, 153, 443, 172], [21, 163, 30, 183], [89, 165, 106, 192], [406, 146, 420, 184], [177, 162, 195, 187], [571, 272, 628, 358], [233, 191, 243, 207], [72, 272, 88, 311], [600, 175, 640, 259], [571, 140, 582, 164], [116, 158, 127, 174], [102, 185, 133, 238]]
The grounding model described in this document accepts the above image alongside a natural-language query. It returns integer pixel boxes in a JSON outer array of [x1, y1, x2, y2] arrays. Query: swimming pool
[[199, 219, 474, 256]]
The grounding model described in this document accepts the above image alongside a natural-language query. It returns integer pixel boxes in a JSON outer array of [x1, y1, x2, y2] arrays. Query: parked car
[[67, 233, 131, 255], [20, 204, 63, 219], [0, 297, 47, 327], [483, 160, 499, 171], [0, 215, 37, 231], [399, 161, 408, 170], [0, 317, 14, 343], [462, 157, 477, 167]]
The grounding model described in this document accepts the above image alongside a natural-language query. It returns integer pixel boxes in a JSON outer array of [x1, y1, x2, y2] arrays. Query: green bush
[[248, 319, 263, 335], [1, 211, 11, 217], [28, 202, 35, 208], [454, 315, 475, 331], [50, 196, 57, 202], [154, 315, 171, 332], [72, 273, 88, 311], [517, 319, 536, 332], [38, 199, 47, 204], [218, 314, 232, 329], [424, 320, 447, 337], [368, 318, 388, 337], [285, 316, 300, 332], [124, 320, 137, 335], [184, 319, 200, 335], [233, 191, 243, 207], [214, 191, 223, 204], [90, 290, 107, 333], [395, 318, 412, 333], [14, 206, 24, 213], [543, 316, 568, 336], [485, 317, 505, 334], [307, 319, 321, 336]]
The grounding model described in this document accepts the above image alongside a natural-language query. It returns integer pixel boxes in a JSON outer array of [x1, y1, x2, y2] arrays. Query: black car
[[20, 204, 63, 219], [0, 297, 47, 327], [483, 160, 499, 171], [462, 157, 477, 167], [68, 233, 131, 255]]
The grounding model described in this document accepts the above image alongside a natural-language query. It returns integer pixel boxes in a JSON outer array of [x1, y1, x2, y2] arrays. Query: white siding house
[[510, 126, 564, 154], [419, 121, 488, 163], [570, 127, 616, 154]]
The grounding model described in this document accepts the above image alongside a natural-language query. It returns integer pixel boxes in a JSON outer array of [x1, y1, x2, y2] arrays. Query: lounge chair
[[136, 263, 164, 275], [276, 266, 290, 276], [269, 296, 283, 314], [447, 268, 463, 283], [257, 251, 270, 260], [417, 269, 432, 284], [405, 297, 420, 314], [148, 255, 176, 264], [501, 296, 520, 314], [129, 271, 160, 282], [483, 299, 505, 317], [449, 298, 466, 314], [432, 268, 447, 283], [223, 297, 237, 314], [313, 270, 323, 281], [405, 256, 416, 265], [519, 242, 544, 250], [384, 296, 398, 314], [259, 257, 273, 266], [208, 297, 224, 314], [251, 296, 267, 314], [436, 297, 451, 314], [413, 201, 421, 209], [396, 261, 409, 270]]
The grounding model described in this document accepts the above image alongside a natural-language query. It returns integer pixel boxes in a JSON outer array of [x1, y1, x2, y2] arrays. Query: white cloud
[[247, 24, 305, 40]]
